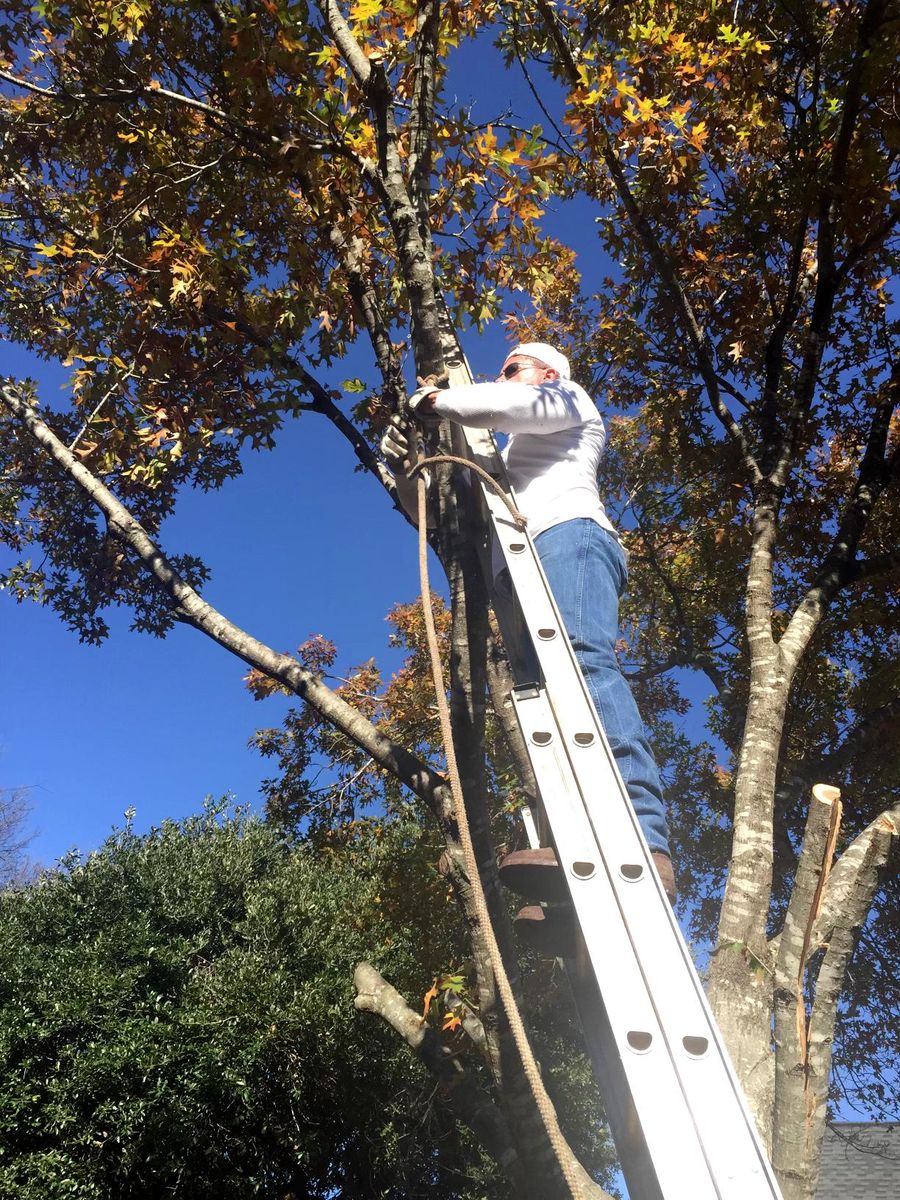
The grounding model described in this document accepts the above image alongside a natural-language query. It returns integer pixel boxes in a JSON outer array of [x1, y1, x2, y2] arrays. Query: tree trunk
[[772, 798, 900, 1199], [708, 489, 791, 1146], [708, 657, 792, 1147]]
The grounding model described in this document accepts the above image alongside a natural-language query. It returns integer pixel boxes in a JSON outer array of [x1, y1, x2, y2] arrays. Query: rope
[[408, 453, 528, 529], [413, 445, 581, 1199]]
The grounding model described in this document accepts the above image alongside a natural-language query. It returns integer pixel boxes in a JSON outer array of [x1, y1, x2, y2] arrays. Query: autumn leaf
[[350, 0, 382, 22], [421, 978, 439, 1021]]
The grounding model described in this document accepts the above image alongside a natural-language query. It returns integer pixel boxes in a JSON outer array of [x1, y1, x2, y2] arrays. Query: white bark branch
[[0, 382, 452, 825], [811, 802, 900, 950], [353, 961, 521, 1176]]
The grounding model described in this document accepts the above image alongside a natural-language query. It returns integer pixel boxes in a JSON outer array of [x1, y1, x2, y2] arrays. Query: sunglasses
[[501, 361, 530, 379]]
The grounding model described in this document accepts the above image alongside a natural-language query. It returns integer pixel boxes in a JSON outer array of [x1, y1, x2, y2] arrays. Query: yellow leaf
[[278, 31, 303, 52], [34, 242, 59, 257], [350, 0, 381, 20], [476, 125, 498, 155], [636, 95, 656, 121]]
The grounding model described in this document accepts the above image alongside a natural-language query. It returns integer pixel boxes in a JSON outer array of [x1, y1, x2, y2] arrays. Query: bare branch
[[0, 788, 34, 886], [353, 961, 522, 1179], [0, 382, 453, 827]]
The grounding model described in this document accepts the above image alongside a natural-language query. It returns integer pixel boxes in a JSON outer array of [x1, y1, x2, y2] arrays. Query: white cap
[[505, 342, 571, 380]]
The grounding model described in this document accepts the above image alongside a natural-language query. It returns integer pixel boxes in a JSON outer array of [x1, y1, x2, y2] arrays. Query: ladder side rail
[[463, 426, 783, 1198], [488, 481, 780, 1196], [510, 686, 718, 1200]]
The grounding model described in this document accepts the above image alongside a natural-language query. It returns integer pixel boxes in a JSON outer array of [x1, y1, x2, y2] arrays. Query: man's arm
[[420, 378, 598, 433]]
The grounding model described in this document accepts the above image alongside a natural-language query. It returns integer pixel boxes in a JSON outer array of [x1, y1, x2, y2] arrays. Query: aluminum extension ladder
[[439, 341, 783, 1200]]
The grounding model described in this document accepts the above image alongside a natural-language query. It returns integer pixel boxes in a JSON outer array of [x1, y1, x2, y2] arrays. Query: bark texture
[[772, 795, 899, 1199]]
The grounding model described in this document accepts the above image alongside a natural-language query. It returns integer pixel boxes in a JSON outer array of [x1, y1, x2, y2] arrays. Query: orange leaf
[[421, 979, 439, 1020]]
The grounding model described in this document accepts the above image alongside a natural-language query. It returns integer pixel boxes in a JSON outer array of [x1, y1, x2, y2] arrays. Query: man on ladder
[[381, 341, 676, 951]]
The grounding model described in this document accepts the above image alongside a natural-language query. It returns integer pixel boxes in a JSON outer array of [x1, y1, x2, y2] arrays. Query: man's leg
[[533, 519, 671, 861]]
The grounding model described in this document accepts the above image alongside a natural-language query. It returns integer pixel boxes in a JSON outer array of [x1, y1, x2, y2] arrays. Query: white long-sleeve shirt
[[429, 378, 617, 542]]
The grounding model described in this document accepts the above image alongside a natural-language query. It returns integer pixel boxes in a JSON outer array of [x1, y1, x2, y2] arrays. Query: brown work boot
[[514, 904, 580, 959], [652, 851, 677, 905], [498, 846, 570, 903], [501, 845, 677, 906]]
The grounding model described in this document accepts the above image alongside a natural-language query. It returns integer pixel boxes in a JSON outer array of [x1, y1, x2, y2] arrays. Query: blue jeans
[[497, 519, 670, 858]]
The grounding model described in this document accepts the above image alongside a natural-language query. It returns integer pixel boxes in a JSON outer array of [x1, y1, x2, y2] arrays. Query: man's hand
[[380, 414, 414, 473], [406, 384, 440, 424]]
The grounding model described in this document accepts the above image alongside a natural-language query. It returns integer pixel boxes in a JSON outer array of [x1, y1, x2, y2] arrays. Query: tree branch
[[0, 66, 383, 196], [779, 363, 898, 672], [317, 2, 444, 376], [787, 698, 900, 792], [352, 961, 522, 1180], [769, 0, 887, 491], [534, 0, 762, 484], [316, 0, 372, 89], [795, 798, 899, 1197], [0, 382, 453, 827], [834, 197, 900, 289], [485, 625, 539, 809], [759, 211, 813, 461], [0, 67, 285, 147], [846, 546, 900, 585], [200, 300, 394, 489], [772, 783, 842, 1188], [810, 802, 900, 951], [407, 0, 441, 233], [4, 58, 407, 451]]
